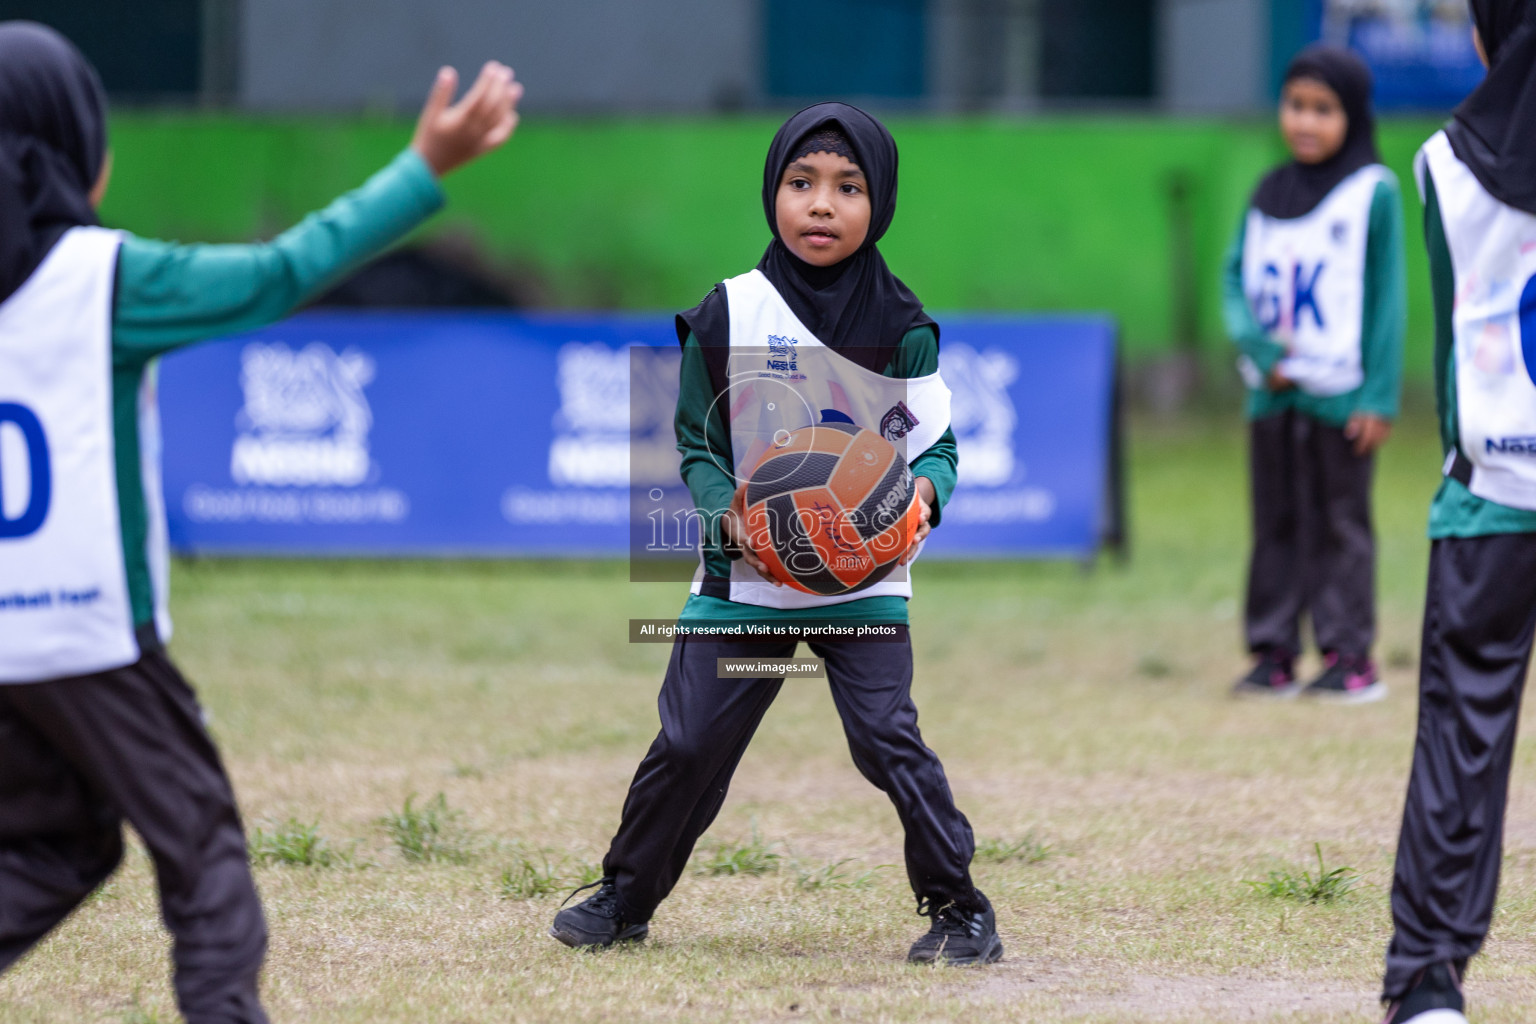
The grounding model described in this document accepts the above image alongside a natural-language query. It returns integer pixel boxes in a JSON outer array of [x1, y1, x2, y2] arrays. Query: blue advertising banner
[[158, 312, 1120, 560], [1311, 0, 1484, 111]]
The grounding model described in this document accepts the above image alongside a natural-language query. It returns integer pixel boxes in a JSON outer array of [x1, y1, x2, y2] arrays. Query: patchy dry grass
[[6, 415, 1536, 1022]]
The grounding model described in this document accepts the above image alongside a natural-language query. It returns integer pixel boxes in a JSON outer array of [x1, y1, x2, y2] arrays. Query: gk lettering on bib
[[1419, 131, 1536, 510], [695, 269, 952, 609], [0, 227, 141, 682], [1241, 165, 1390, 396]]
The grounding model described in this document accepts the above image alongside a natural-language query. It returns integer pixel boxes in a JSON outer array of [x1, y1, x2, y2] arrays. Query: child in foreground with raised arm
[[0, 23, 519, 1022]]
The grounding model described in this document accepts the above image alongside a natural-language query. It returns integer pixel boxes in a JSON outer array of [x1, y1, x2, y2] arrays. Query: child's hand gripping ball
[[739, 422, 922, 595]]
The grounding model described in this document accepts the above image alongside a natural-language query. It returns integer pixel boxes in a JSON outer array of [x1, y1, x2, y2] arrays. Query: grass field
[[5, 413, 1536, 1023]]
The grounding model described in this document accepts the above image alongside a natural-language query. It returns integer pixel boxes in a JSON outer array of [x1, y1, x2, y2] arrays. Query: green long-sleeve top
[[1221, 176, 1407, 426], [674, 323, 959, 626], [110, 149, 445, 630], [1420, 171, 1536, 538]]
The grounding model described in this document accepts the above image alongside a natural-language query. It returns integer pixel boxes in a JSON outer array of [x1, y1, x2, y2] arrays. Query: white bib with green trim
[[693, 268, 952, 610], [0, 226, 140, 683], [1241, 165, 1387, 396], [1418, 130, 1536, 511]]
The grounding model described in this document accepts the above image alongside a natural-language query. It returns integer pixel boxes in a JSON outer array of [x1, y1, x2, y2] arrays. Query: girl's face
[[1280, 77, 1348, 165], [775, 150, 871, 267]]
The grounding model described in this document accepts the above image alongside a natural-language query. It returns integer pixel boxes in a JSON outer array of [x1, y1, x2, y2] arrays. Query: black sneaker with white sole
[[549, 878, 648, 949], [1303, 653, 1387, 704], [907, 892, 1002, 965], [1381, 961, 1467, 1024], [1231, 650, 1298, 699]]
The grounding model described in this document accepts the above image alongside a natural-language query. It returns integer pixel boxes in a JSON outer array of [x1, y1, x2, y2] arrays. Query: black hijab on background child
[[0, 21, 107, 304], [1450, 0, 1536, 214], [678, 101, 936, 376], [1251, 45, 1380, 220]]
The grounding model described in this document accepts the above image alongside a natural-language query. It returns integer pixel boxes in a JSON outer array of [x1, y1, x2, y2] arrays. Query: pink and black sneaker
[[1302, 652, 1386, 704], [1231, 650, 1298, 699]]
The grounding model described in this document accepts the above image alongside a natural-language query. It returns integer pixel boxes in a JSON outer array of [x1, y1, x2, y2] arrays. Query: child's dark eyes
[[783, 177, 865, 196]]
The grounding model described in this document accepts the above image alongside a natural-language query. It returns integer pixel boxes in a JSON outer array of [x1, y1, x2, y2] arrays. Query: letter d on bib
[[0, 402, 51, 539], [1521, 275, 1536, 386]]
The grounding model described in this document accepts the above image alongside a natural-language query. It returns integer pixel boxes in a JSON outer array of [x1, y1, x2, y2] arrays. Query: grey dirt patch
[[964, 959, 1372, 1022]]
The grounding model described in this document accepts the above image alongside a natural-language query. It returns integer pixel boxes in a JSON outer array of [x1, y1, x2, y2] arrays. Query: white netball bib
[[1418, 131, 1536, 510], [0, 226, 140, 683], [1241, 164, 1389, 396], [692, 269, 952, 610]]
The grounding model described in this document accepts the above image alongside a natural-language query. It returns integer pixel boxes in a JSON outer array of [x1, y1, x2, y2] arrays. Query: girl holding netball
[[552, 103, 999, 966]]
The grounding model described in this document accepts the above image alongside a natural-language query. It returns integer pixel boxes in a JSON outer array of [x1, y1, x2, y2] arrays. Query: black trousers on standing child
[[1246, 409, 1376, 659], [602, 635, 978, 923], [0, 648, 268, 1024], [1385, 534, 1536, 1000]]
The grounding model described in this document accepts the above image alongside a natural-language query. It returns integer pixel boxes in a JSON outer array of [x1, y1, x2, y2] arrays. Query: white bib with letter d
[[0, 226, 138, 683]]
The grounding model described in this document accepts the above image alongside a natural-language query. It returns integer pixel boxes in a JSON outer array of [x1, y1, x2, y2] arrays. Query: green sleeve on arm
[[675, 332, 737, 567], [112, 148, 444, 366], [886, 324, 958, 527], [1424, 174, 1460, 456], [1356, 178, 1407, 419], [1223, 216, 1286, 376]]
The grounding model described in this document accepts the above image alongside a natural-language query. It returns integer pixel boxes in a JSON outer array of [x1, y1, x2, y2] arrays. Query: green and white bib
[[0, 227, 165, 682], [1419, 130, 1536, 511]]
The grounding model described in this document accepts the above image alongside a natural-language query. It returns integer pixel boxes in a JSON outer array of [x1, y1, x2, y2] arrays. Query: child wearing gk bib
[[551, 103, 1000, 965], [1381, 3, 1536, 1020], [1224, 45, 1406, 703], [0, 23, 519, 1022]]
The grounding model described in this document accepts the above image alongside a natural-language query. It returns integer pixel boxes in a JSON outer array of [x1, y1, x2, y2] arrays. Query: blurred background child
[[1224, 44, 1406, 704]]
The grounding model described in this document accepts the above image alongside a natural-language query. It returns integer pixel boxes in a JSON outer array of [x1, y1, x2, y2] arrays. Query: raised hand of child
[[724, 484, 783, 586], [411, 62, 522, 178], [1346, 412, 1392, 456], [899, 477, 935, 566]]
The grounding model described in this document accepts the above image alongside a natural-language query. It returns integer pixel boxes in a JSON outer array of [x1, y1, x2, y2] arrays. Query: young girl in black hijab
[[1381, 3, 1536, 1020], [0, 23, 519, 1022], [1223, 44, 1406, 703], [552, 102, 1000, 965]]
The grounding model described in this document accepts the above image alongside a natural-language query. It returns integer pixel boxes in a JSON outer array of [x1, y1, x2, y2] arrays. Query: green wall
[[99, 112, 1447, 374]]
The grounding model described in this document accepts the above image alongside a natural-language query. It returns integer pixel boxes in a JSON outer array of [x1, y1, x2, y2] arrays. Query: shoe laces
[[561, 876, 619, 915], [917, 897, 974, 936]]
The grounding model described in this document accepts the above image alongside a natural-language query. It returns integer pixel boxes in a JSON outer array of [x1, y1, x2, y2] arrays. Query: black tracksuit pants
[[1245, 409, 1376, 659], [1385, 534, 1536, 1000], [0, 650, 268, 1024], [602, 635, 977, 922]]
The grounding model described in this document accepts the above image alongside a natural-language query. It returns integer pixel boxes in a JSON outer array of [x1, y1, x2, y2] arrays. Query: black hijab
[[677, 102, 934, 373], [1447, 0, 1536, 215], [1251, 45, 1380, 220], [0, 22, 107, 304]]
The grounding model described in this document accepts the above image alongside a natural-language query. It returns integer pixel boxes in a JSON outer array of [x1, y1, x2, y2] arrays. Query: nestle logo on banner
[[939, 342, 1056, 525], [945, 343, 1019, 488], [1488, 436, 1536, 455], [502, 342, 681, 526], [231, 343, 375, 487]]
